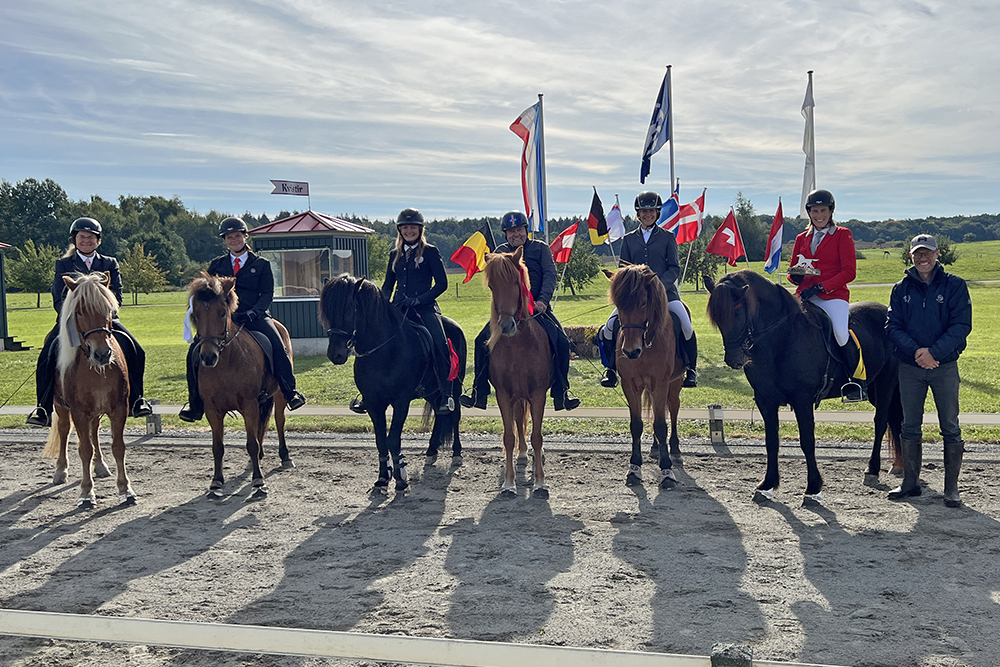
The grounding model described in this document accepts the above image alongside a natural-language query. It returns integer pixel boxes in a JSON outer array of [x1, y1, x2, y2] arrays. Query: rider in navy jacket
[[886, 261, 971, 367]]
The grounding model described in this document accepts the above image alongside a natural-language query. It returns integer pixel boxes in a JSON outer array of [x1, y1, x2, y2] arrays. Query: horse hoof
[[93, 461, 111, 478], [803, 491, 823, 505], [281, 459, 295, 470], [659, 469, 677, 489], [53, 470, 67, 485], [450, 455, 463, 467], [648, 446, 660, 460], [425, 453, 438, 466], [77, 497, 95, 510], [532, 486, 549, 499], [246, 486, 268, 502], [210, 480, 224, 491], [206, 489, 224, 500], [625, 464, 643, 487], [863, 473, 880, 487], [889, 465, 903, 477], [754, 488, 775, 502], [119, 491, 137, 506], [669, 449, 683, 466]]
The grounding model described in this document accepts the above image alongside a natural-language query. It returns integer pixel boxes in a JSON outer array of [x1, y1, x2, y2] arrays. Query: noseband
[[326, 297, 403, 358], [621, 321, 655, 349]]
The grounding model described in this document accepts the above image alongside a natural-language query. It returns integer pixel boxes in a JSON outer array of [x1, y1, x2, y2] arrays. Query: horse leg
[[243, 408, 267, 500], [497, 394, 517, 495], [667, 378, 684, 465], [529, 392, 548, 497], [53, 404, 72, 485], [792, 400, 824, 501], [76, 417, 97, 509], [388, 399, 410, 491], [206, 410, 227, 496], [368, 407, 392, 494], [866, 402, 888, 485], [515, 401, 528, 470], [652, 393, 676, 490], [451, 409, 463, 465], [91, 419, 111, 479], [754, 399, 782, 501], [110, 409, 135, 505], [273, 394, 293, 468], [624, 386, 644, 486], [427, 403, 442, 464]]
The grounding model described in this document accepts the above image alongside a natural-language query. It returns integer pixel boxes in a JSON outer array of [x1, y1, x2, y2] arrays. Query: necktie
[[234, 257, 241, 275], [810, 231, 823, 254], [85, 257, 92, 270]]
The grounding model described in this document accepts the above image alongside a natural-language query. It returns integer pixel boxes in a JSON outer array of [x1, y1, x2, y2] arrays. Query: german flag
[[587, 188, 609, 245], [450, 220, 497, 283]]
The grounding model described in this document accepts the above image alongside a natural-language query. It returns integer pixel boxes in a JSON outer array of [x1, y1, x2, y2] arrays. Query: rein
[[327, 297, 406, 358], [198, 321, 246, 351], [728, 309, 794, 354]]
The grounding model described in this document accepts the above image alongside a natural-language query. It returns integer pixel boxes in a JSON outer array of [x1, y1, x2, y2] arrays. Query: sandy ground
[[1, 428, 999, 667]]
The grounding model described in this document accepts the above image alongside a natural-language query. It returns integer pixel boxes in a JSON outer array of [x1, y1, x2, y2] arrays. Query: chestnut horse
[[484, 247, 551, 498], [705, 270, 902, 503], [187, 273, 292, 500], [42, 273, 135, 509], [605, 265, 687, 489]]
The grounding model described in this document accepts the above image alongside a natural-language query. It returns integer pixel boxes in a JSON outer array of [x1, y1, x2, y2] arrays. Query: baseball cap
[[910, 234, 938, 253]]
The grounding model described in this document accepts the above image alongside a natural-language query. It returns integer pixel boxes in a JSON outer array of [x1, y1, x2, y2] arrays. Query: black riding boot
[[888, 438, 922, 500], [112, 329, 152, 418], [943, 441, 964, 507], [682, 332, 698, 388], [840, 333, 869, 403], [27, 330, 58, 427], [599, 336, 618, 388], [178, 344, 204, 422], [460, 325, 491, 410]]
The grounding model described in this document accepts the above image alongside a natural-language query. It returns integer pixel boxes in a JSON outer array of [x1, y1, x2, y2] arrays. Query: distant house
[[249, 211, 374, 353]]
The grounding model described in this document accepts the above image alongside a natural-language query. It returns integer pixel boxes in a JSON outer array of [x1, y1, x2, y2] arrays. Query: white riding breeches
[[601, 301, 693, 341], [809, 296, 850, 346]]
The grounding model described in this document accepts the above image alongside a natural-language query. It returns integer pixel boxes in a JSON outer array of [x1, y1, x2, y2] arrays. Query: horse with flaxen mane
[[605, 265, 687, 489], [321, 274, 466, 494], [42, 272, 135, 509], [705, 270, 902, 503], [484, 247, 551, 498], [187, 272, 292, 500]]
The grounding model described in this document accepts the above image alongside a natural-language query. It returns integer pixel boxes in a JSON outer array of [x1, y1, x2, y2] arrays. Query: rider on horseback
[[179, 217, 307, 421], [597, 191, 698, 389], [26, 217, 153, 427], [788, 189, 867, 402], [460, 211, 580, 411], [351, 209, 455, 415]]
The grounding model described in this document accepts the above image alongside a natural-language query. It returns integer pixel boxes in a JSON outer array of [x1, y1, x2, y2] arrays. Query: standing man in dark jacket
[[597, 191, 698, 388], [460, 211, 579, 411], [179, 217, 306, 422], [885, 234, 972, 507]]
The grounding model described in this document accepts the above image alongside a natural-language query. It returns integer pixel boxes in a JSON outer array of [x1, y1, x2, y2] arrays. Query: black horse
[[705, 270, 902, 503], [320, 274, 466, 493]]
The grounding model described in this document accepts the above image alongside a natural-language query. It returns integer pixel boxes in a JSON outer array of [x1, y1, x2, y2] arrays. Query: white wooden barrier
[[0, 609, 842, 667]]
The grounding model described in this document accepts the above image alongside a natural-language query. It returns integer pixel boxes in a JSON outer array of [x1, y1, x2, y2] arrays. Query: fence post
[[146, 399, 161, 435]]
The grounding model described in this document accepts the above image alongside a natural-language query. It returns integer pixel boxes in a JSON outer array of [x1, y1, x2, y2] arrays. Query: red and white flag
[[665, 189, 706, 244], [705, 209, 746, 267], [550, 222, 578, 264]]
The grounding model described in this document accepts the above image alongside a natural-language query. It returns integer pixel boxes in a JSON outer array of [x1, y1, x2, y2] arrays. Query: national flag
[[550, 222, 578, 264], [764, 199, 784, 274], [706, 209, 746, 267], [665, 189, 706, 244], [607, 195, 626, 242], [450, 221, 497, 283], [640, 70, 671, 184], [587, 188, 609, 246], [510, 102, 547, 233], [799, 72, 816, 219], [657, 184, 680, 228]]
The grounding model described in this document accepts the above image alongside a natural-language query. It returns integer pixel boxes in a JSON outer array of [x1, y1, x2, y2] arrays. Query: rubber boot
[[943, 441, 964, 508], [888, 438, 922, 500]]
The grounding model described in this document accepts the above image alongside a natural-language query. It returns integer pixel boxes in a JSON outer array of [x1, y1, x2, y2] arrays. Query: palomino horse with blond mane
[[42, 272, 136, 508], [484, 246, 551, 497], [605, 265, 688, 489], [187, 273, 293, 500]]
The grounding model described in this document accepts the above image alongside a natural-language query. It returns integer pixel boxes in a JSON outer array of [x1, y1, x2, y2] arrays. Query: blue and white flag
[[640, 70, 671, 184], [510, 102, 547, 233], [764, 199, 784, 274], [657, 183, 680, 227]]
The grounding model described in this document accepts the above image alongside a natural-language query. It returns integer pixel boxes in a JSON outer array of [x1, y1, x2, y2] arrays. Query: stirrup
[[841, 380, 867, 403], [26, 407, 51, 428], [285, 391, 307, 411], [438, 396, 455, 414], [460, 388, 487, 410], [683, 368, 698, 388], [600, 368, 618, 388], [349, 395, 366, 414], [130, 398, 153, 418], [178, 403, 204, 423]]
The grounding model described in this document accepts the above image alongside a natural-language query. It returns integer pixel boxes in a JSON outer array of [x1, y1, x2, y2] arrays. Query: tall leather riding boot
[[599, 336, 618, 388], [943, 441, 965, 508], [682, 332, 698, 388], [840, 332, 869, 402], [460, 332, 490, 409], [888, 438, 922, 500], [178, 344, 204, 422]]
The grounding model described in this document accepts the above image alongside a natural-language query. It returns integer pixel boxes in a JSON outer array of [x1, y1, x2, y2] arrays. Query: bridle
[[722, 301, 793, 355], [194, 303, 245, 353], [326, 295, 404, 358], [621, 320, 656, 349]]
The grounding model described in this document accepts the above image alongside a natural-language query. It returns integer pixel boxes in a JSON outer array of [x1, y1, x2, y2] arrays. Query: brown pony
[[42, 272, 135, 509], [187, 273, 292, 500], [605, 265, 686, 489], [484, 246, 551, 497]]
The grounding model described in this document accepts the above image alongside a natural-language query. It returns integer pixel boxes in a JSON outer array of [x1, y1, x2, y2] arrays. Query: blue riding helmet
[[500, 211, 528, 231]]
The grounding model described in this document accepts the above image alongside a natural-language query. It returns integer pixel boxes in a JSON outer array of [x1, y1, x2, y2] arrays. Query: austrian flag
[[550, 222, 578, 264]]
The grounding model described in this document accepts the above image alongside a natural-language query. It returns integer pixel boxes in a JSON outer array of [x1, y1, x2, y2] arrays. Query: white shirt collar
[[641, 225, 655, 242], [77, 250, 96, 264], [231, 250, 248, 267]]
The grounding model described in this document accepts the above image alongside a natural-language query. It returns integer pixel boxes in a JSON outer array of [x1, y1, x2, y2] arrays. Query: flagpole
[[732, 207, 752, 270], [679, 242, 695, 291], [666, 65, 675, 189], [554, 263, 568, 303], [538, 93, 549, 245], [800, 70, 816, 220]]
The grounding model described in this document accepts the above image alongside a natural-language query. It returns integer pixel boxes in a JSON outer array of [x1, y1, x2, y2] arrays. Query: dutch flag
[[764, 199, 784, 274]]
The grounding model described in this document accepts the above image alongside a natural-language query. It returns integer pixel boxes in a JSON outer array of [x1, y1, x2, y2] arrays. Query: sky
[[2, 0, 998, 228]]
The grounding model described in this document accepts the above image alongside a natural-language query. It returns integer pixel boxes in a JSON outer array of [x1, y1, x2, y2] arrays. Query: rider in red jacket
[[788, 189, 867, 402]]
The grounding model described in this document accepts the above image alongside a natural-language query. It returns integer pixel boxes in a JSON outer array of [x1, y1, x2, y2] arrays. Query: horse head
[[60, 272, 118, 370], [187, 272, 238, 369], [320, 274, 366, 365], [484, 246, 530, 345], [609, 265, 667, 360], [705, 271, 759, 369]]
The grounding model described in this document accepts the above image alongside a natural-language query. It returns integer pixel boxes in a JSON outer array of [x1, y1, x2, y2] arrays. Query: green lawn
[[2, 243, 997, 441]]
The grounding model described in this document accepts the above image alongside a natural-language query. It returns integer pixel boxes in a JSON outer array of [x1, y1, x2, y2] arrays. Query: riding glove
[[401, 297, 420, 308], [800, 284, 824, 301]]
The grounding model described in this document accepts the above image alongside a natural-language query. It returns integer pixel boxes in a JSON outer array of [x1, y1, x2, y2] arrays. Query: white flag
[[270, 180, 309, 196], [607, 196, 626, 242], [799, 73, 816, 219]]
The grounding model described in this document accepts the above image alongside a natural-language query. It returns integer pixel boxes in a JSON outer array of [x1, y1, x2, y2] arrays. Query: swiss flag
[[705, 209, 746, 267]]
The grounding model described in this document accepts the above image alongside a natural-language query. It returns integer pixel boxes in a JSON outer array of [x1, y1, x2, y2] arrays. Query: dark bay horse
[[605, 265, 687, 489], [321, 274, 466, 494], [484, 247, 551, 498], [42, 273, 135, 509], [705, 270, 902, 503], [187, 274, 292, 500]]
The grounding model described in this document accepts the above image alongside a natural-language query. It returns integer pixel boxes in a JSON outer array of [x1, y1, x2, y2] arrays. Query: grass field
[[2, 241, 997, 441]]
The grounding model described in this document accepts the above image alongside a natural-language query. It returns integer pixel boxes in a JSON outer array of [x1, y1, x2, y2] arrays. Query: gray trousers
[[898, 360, 962, 444]]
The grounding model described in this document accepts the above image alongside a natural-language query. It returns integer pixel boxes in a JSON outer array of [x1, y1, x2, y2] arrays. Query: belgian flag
[[587, 188, 609, 245], [450, 221, 497, 283]]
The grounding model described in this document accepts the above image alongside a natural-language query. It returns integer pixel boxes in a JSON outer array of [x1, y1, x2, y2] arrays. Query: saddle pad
[[249, 330, 274, 374]]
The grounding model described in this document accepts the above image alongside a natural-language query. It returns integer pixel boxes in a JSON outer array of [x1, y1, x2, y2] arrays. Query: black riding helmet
[[218, 216, 250, 237], [634, 191, 663, 211], [396, 208, 425, 227], [69, 217, 102, 239], [805, 189, 836, 211]]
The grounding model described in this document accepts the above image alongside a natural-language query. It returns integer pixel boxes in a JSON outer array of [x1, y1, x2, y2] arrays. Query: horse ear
[[703, 275, 715, 293], [355, 278, 365, 295], [100, 271, 111, 286], [63, 275, 78, 290], [513, 245, 524, 262], [220, 277, 236, 295], [602, 268, 616, 280]]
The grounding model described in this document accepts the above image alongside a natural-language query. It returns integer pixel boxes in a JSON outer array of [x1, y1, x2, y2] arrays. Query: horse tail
[[421, 401, 434, 431], [42, 411, 68, 459], [642, 389, 653, 421], [258, 396, 274, 439]]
